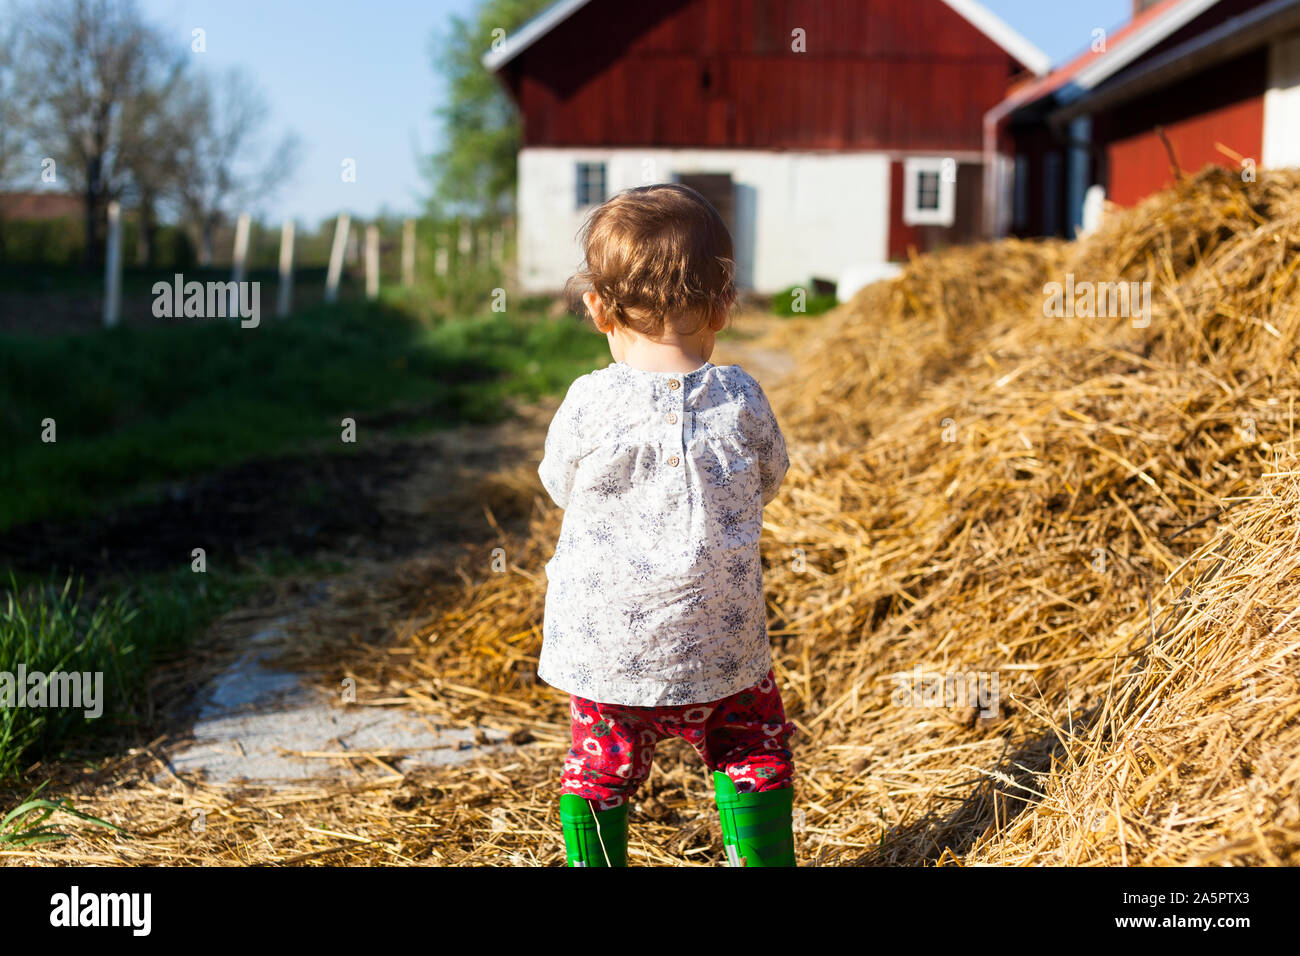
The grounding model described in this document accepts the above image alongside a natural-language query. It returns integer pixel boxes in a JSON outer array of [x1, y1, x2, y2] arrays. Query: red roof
[[0, 191, 82, 221], [1000, 0, 1192, 112]]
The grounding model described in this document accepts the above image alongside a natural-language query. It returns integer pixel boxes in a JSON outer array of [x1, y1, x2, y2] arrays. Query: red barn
[[484, 0, 1048, 295], [0, 191, 82, 221], [987, 0, 1300, 239]]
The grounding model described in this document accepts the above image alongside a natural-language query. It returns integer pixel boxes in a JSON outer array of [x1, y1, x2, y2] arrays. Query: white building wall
[[516, 147, 891, 295], [1263, 31, 1300, 169]]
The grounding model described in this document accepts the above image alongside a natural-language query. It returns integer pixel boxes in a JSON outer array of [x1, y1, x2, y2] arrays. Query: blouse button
[[666, 412, 678, 424], [667, 455, 680, 467], [668, 379, 681, 390]]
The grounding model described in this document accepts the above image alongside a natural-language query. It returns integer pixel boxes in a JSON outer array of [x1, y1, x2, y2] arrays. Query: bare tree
[[0, 20, 36, 259], [0, 23, 27, 187], [117, 58, 188, 266], [19, 0, 169, 267], [174, 68, 301, 266]]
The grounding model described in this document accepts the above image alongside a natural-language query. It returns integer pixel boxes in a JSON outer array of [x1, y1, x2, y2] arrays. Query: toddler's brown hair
[[565, 183, 736, 338]]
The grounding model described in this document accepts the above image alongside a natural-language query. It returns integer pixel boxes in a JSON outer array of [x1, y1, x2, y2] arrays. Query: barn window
[[902, 157, 956, 227], [916, 171, 941, 210], [576, 162, 607, 209]]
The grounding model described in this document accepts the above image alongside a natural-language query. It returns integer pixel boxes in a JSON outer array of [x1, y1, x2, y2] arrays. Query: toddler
[[537, 183, 796, 867]]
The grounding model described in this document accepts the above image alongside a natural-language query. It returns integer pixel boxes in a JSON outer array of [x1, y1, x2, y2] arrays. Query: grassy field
[[0, 295, 608, 531], [0, 565, 259, 781]]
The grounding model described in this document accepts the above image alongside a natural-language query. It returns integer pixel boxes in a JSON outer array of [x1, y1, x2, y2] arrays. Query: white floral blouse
[[537, 360, 789, 706]]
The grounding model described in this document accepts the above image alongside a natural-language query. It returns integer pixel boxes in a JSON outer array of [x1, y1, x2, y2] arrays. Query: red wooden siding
[[0, 191, 82, 220], [888, 161, 919, 260], [1095, 47, 1266, 207], [1105, 96, 1263, 205], [503, 0, 1031, 150]]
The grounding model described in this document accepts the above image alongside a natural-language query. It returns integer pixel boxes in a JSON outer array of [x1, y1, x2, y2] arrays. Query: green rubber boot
[[560, 793, 629, 866], [713, 771, 796, 867]]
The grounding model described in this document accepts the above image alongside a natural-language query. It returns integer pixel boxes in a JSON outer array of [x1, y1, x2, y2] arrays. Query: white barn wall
[[517, 147, 890, 295], [1263, 31, 1300, 169]]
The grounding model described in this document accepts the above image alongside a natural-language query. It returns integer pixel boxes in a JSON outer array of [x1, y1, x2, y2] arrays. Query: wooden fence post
[[491, 225, 504, 267], [277, 220, 295, 317], [325, 213, 350, 304], [457, 218, 471, 263], [402, 218, 415, 286], [435, 222, 449, 277], [230, 211, 251, 319], [103, 200, 122, 328], [365, 224, 379, 300]]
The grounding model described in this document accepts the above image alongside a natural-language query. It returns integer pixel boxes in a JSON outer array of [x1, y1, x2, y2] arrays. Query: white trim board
[[938, 0, 1050, 76], [482, 0, 589, 70], [1061, 0, 1222, 102], [1053, 0, 1300, 120]]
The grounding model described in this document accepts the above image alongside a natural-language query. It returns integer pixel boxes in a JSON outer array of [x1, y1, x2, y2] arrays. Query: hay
[[748, 166, 1300, 864], [393, 164, 1298, 866], [5, 165, 1298, 866]]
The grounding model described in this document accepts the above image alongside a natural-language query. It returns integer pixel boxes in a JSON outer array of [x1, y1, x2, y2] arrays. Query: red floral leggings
[[561, 668, 796, 810]]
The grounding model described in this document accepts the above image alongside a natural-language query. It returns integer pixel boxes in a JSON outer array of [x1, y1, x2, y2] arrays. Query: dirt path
[[150, 400, 561, 784], [717, 314, 799, 383]]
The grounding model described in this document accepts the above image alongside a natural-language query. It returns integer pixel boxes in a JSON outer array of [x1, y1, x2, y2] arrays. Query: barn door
[[674, 172, 735, 239]]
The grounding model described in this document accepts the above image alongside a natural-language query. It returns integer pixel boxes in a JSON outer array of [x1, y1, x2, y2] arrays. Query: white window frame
[[576, 160, 607, 209], [902, 156, 956, 227]]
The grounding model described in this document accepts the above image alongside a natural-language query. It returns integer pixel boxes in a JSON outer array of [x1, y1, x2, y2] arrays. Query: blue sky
[[129, 0, 1133, 226], [134, 0, 462, 229]]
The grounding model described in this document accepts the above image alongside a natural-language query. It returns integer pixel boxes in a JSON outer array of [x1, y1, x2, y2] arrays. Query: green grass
[[0, 564, 260, 780], [0, 299, 608, 531], [770, 284, 838, 317], [0, 782, 125, 846], [0, 574, 130, 779]]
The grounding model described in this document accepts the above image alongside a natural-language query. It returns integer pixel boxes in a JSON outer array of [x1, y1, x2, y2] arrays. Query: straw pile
[[7, 165, 1296, 866], [372, 164, 1298, 865]]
